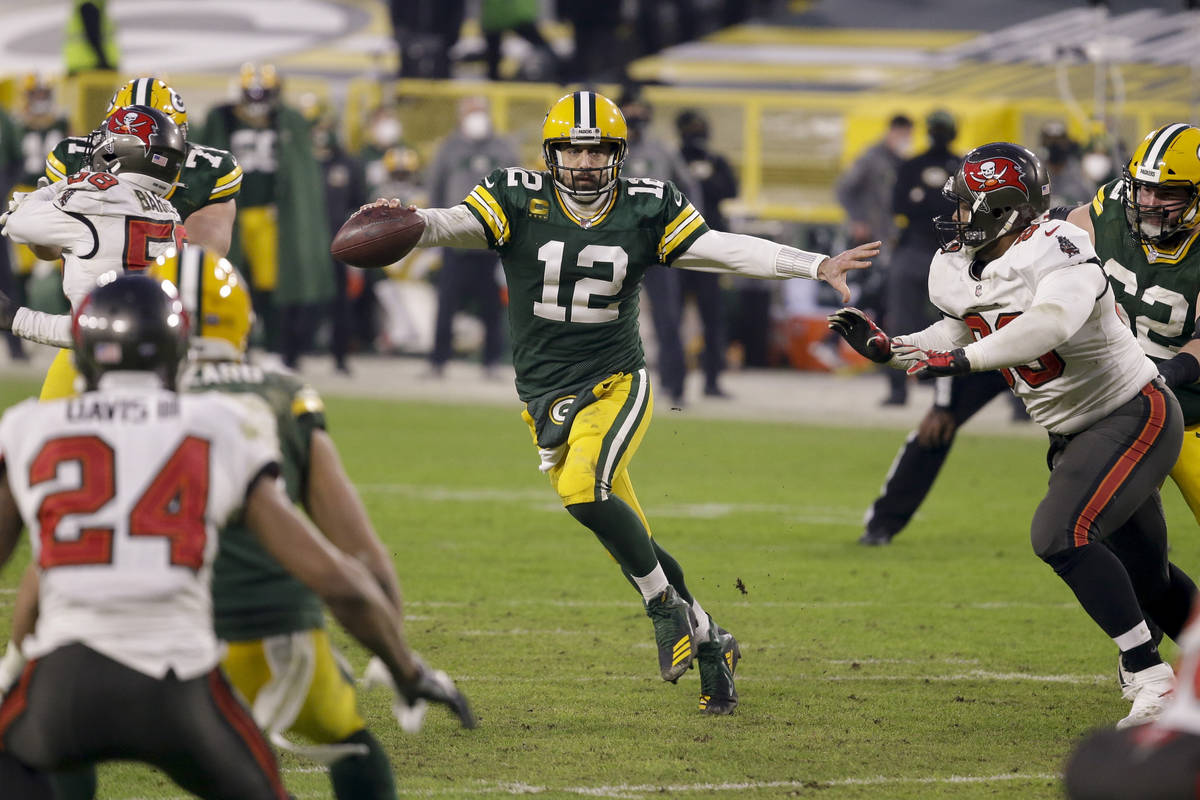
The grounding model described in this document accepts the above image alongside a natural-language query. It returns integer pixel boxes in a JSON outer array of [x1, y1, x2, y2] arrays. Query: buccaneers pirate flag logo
[[962, 156, 1029, 197]]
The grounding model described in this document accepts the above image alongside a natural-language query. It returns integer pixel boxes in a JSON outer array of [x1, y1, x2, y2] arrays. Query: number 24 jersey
[[461, 167, 708, 400]]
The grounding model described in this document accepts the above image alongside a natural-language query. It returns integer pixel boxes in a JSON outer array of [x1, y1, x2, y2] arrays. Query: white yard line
[[120, 771, 1062, 799]]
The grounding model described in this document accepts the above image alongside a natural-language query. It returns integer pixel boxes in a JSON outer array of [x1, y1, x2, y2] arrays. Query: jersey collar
[[553, 184, 618, 229], [1142, 226, 1200, 265]]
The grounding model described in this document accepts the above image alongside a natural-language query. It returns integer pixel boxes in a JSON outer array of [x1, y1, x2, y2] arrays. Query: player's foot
[[857, 529, 894, 546], [1117, 662, 1174, 729], [646, 586, 694, 682], [697, 623, 740, 715]]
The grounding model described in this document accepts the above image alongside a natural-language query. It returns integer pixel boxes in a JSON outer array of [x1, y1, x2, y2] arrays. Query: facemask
[[1082, 152, 1113, 184], [370, 117, 403, 149], [461, 110, 491, 141]]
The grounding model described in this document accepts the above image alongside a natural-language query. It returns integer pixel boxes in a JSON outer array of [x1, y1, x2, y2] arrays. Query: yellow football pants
[[237, 205, 279, 292], [1170, 422, 1200, 525], [39, 349, 79, 401], [221, 629, 364, 745], [523, 369, 655, 534]]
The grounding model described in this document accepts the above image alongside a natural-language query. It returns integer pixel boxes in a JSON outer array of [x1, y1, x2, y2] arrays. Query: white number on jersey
[[1104, 258, 1188, 360], [184, 145, 225, 170], [229, 129, 277, 174], [626, 177, 664, 198], [532, 240, 628, 324], [506, 168, 543, 191]]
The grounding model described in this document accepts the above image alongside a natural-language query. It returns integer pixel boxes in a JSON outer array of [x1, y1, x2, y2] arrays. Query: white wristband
[[774, 246, 826, 280], [12, 306, 73, 348]]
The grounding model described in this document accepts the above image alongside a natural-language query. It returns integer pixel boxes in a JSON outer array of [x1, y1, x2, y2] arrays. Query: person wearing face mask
[[619, 85, 701, 406], [675, 109, 738, 397], [425, 96, 517, 378], [880, 109, 961, 406], [1040, 121, 1091, 207], [200, 64, 333, 367]]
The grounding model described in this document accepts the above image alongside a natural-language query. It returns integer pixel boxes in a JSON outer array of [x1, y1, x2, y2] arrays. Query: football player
[[831, 142, 1198, 729], [2, 105, 187, 401], [10, 75, 69, 286], [45, 77, 242, 256], [0, 274, 471, 799], [1064, 603, 1200, 799], [199, 63, 332, 359], [364, 90, 879, 714]]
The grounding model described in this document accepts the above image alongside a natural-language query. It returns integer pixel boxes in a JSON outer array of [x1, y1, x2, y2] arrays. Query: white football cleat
[[1116, 662, 1175, 730]]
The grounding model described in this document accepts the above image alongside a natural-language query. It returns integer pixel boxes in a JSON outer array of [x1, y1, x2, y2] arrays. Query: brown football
[[330, 205, 426, 268]]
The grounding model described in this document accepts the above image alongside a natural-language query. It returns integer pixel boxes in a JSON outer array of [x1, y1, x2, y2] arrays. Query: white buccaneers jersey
[[1156, 607, 1200, 734], [0, 376, 279, 680], [927, 219, 1157, 434], [2, 171, 184, 309]]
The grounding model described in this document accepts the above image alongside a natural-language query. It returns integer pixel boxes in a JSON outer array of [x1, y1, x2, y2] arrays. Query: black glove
[[827, 307, 892, 363], [906, 348, 971, 378], [364, 655, 477, 731], [0, 288, 15, 331], [397, 660, 478, 730]]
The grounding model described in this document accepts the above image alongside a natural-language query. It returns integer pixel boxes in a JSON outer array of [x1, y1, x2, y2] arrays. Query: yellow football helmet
[[22, 74, 55, 119], [107, 77, 188, 138], [149, 245, 253, 361], [1123, 123, 1200, 245], [541, 91, 627, 199], [238, 63, 281, 125]]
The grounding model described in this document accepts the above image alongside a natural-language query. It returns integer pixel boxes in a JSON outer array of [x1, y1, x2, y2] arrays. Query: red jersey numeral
[[29, 435, 210, 571], [66, 171, 119, 190], [964, 312, 1066, 388], [124, 218, 185, 271]]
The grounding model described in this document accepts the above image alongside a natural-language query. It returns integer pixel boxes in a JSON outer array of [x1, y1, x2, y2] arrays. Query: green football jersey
[[183, 360, 326, 641], [1092, 178, 1200, 424], [46, 136, 242, 222], [462, 168, 709, 400]]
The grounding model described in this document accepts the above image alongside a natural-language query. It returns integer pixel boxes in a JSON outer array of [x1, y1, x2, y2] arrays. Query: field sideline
[[0, 358, 1191, 799]]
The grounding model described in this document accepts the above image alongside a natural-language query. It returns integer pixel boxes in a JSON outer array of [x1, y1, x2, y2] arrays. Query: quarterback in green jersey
[[1066, 124, 1200, 526], [367, 90, 878, 714], [44, 77, 242, 256]]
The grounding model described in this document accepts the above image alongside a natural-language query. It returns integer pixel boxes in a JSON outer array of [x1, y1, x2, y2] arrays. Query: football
[[330, 204, 426, 268]]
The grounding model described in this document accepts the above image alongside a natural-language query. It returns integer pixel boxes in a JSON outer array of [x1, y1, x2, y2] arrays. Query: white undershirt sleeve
[[961, 263, 1105, 371], [672, 229, 828, 280], [894, 317, 973, 354], [2, 194, 88, 251], [11, 307, 73, 348], [415, 206, 490, 249]]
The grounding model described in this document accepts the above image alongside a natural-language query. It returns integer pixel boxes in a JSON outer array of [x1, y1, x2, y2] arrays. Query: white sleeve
[[894, 317, 973, 353], [415, 206, 490, 249], [3, 195, 90, 253], [961, 262, 1105, 371], [672, 229, 827, 280], [11, 307, 72, 348]]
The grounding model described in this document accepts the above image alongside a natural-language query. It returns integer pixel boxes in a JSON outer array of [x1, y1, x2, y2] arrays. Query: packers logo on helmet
[[107, 77, 188, 139], [542, 91, 627, 200], [1123, 124, 1200, 246], [149, 245, 253, 361]]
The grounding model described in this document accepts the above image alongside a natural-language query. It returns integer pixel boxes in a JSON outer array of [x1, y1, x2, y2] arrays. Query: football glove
[[0, 640, 26, 700], [906, 348, 971, 378], [363, 654, 477, 732], [827, 307, 893, 363]]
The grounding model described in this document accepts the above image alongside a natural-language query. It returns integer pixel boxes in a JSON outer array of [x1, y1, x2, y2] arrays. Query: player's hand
[[364, 655, 477, 731], [907, 348, 972, 378], [0, 640, 27, 700], [0, 288, 16, 331], [818, 241, 879, 303], [916, 407, 957, 448], [355, 198, 416, 216], [36, 177, 50, 190], [827, 307, 893, 363]]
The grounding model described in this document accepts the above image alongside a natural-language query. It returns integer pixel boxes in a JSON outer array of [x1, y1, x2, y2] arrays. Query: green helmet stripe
[[1144, 123, 1191, 171]]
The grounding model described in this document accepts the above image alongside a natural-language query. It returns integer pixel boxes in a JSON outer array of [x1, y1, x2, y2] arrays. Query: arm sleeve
[[3, 193, 88, 251], [415, 205, 490, 249], [894, 316, 973, 353], [11, 307, 72, 348], [960, 262, 1105, 371], [673, 229, 828, 280]]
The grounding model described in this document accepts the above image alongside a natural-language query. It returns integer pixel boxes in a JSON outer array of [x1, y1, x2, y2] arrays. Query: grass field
[[1, 374, 1195, 799]]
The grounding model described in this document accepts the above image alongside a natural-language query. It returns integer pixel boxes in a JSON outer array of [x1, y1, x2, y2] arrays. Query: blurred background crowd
[[0, 0, 1182, 404]]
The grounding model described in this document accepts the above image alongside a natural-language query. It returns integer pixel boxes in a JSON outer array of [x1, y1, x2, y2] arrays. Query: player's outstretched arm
[[304, 428, 404, 612], [245, 472, 475, 729], [819, 241, 880, 303]]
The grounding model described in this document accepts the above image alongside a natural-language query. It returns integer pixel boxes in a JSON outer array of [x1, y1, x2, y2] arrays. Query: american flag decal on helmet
[[151, 154, 168, 166]]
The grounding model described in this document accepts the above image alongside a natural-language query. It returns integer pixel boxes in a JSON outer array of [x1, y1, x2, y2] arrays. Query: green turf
[[0, 377, 1194, 799]]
